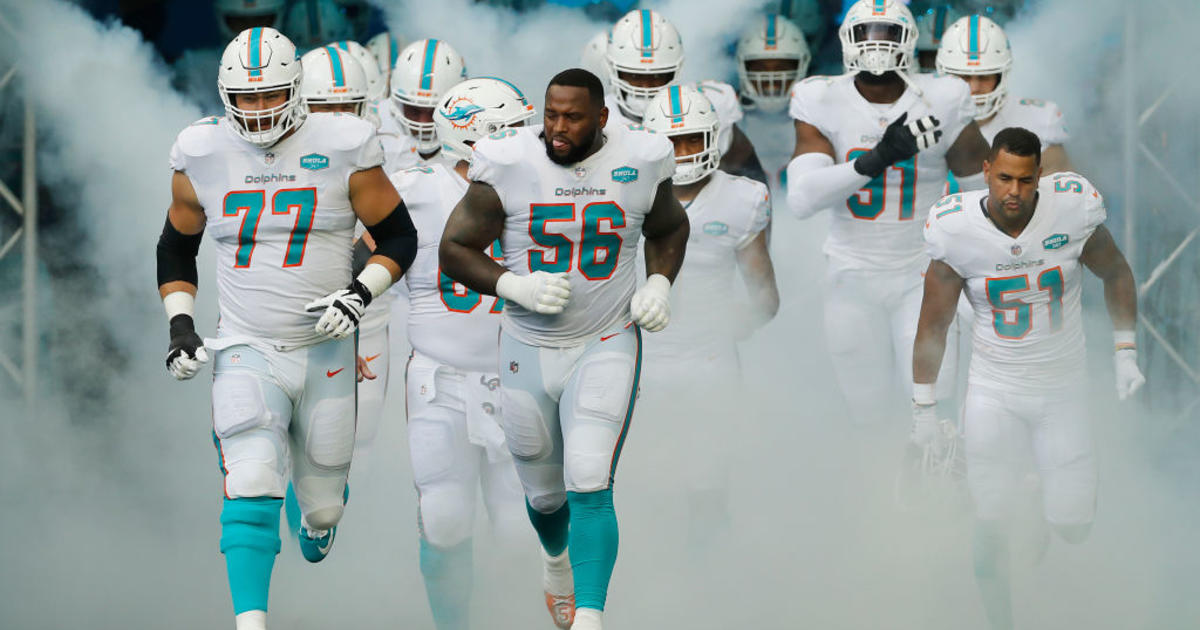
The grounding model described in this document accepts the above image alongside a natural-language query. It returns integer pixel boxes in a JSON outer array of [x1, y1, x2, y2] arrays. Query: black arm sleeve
[[156, 216, 203, 286], [350, 237, 373, 277], [365, 200, 418, 273]]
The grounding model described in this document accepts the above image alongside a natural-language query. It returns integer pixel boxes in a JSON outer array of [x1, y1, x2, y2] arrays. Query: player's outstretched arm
[[440, 181, 570, 315], [157, 171, 207, 380], [305, 166, 418, 340], [734, 231, 780, 335], [719, 125, 769, 188], [911, 259, 964, 444], [632, 179, 689, 332], [945, 120, 991, 188], [1080, 224, 1145, 400]]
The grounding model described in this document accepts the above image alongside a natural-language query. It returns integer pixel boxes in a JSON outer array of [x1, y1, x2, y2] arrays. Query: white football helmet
[[434, 77, 537, 163], [736, 14, 811, 113], [299, 45, 368, 117], [391, 39, 468, 153], [214, 0, 285, 41], [329, 40, 386, 101], [366, 31, 405, 83], [607, 9, 685, 119], [580, 30, 610, 84], [642, 84, 720, 185], [936, 15, 1012, 120], [839, 0, 918, 76], [283, 0, 354, 51], [217, 27, 303, 147], [914, 5, 962, 72]]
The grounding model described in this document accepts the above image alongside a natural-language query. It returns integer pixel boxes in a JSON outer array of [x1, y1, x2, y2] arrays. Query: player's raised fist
[[305, 280, 373, 340], [496, 270, 571, 315], [630, 274, 672, 333], [165, 314, 208, 380]]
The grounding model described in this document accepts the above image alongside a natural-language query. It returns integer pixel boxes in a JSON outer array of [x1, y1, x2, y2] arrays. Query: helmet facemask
[[667, 128, 720, 185], [219, 80, 302, 148], [740, 58, 802, 113], [609, 67, 677, 119], [842, 21, 914, 75]]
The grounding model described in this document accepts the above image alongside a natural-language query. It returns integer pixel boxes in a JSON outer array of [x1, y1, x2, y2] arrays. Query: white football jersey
[[978, 97, 1068, 147], [377, 102, 421, 172], [605, 79, 743, 156], [468, 124, 675, 346], [644, 170, 770, 362], [924, 172, 1106, 392], [789, 72, 976, 272], [394, 162, 502, 373], [169, 113, 384, 347]]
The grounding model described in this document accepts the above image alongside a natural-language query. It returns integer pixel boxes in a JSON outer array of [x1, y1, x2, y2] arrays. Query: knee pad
[[417, 484, 475, 549], [220, 435, 286, 499], [499, 387, 552, 460], [1054, 522, 1092, 544], [305, 396, 356, 470], [527, 490, 567, 515], [303, 505, 343, 532]]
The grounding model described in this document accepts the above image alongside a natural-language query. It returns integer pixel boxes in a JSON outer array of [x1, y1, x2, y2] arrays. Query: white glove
[[1115, 348, 1145, 401], [631, 274, 672, 332], [909, 382, 938, 446], [165, 314, 209, 380], [496, 270, 571, 315], [305, 280, 372, 340]]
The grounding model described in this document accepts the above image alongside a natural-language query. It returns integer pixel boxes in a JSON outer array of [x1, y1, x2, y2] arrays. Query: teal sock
[[567, 489, 618, 611], [974, 519, 1013, 630], [220, 497, 282, 614], [284, 483, 301, 538], [526, 499, 570, 557], [419, 538, 474, 630]]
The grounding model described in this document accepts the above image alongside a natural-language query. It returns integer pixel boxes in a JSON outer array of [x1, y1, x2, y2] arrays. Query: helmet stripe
[[337, 41, 350, 51], [668, 84, 682, 123], [872, 0, 886, 16], [478, 75, 527, 102], [766, 14, 777, 48], [248, 27, 263, 77], [968, 14, 980, 62], [389, 35, 399, 65], [640, 9, 653, 58], [324, 45, 346, 87], [420, 39, 439, 91], [933, 8, 947, 44]]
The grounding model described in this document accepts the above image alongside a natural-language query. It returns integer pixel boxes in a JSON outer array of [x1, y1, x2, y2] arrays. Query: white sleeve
[[1081, 177, 1108, 234], [467, 141, 501, 187], [1042, 101, 1069, 146], [736, 185, 771, 249], [168, 137, 186, 172], [923, 207, 966, 277], [942, 79, 977, 153], [353, 134, 385, 171], [786, 152, 870, 220]]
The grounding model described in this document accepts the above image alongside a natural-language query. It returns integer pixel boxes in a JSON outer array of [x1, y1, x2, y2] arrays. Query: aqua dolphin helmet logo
[[442, 97, 486, 129]]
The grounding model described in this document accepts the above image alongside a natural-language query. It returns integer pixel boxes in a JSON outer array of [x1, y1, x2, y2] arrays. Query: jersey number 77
[[223, 188, 317, 268]]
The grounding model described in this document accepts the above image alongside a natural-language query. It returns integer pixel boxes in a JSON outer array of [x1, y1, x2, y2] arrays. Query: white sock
[[235, 610, 267, 630], [572, 608, 603, 629]]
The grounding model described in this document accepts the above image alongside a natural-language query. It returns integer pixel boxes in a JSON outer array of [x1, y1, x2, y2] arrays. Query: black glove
[[165, 314, 208, 380], [853, 112, 943, 178]]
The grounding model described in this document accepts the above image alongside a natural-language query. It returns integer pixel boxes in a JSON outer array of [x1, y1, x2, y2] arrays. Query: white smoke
[[0, 0, 1195, 627]]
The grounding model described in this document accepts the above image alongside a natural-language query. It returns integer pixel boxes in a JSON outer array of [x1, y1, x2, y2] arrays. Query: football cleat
[[542, 548, 575, 629], [299, 524, 336, 563]]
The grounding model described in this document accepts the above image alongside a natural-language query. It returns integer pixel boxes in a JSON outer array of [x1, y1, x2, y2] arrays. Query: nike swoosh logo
[[327, 368, 344, 377], [365, 354, 380, 362], [600, 333, 619, 342]]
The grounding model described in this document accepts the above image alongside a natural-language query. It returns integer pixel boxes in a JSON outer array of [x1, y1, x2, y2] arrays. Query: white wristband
[[912, 382, 936, 406], [644, 273, 671, 295], [162, 291, 195, 320], [356, 262, 393, 299], [495, 271, 520, 303], [1114, 330, 1136, 351]]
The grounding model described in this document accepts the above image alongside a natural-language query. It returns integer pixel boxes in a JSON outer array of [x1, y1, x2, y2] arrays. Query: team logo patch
[[703, 221, 729, 236], [300, 153, 330, 170], [1043, 233, 1069, 250], [611, 166, 638, 183]]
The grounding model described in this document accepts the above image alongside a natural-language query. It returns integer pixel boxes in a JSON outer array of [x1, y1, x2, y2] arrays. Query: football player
[[382, 38, 467, 169], [438, 68, 689, 630], [914, 127, 1143, 629], [157, 28, 416, 630]]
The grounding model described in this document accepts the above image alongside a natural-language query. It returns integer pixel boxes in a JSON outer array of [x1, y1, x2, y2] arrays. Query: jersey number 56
[[528, 201, 626, 280]]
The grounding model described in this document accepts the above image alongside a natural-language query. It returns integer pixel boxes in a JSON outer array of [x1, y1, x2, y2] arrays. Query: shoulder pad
[[306, 113, 377, 153], [173, 120, 224, 158]]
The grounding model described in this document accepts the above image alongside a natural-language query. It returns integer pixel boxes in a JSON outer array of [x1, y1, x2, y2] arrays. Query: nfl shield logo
[[509, 361, 520, 374], [263, 152, 275, 165], [1011, 244, 1022, 256], [573, 166, 588, 179]]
